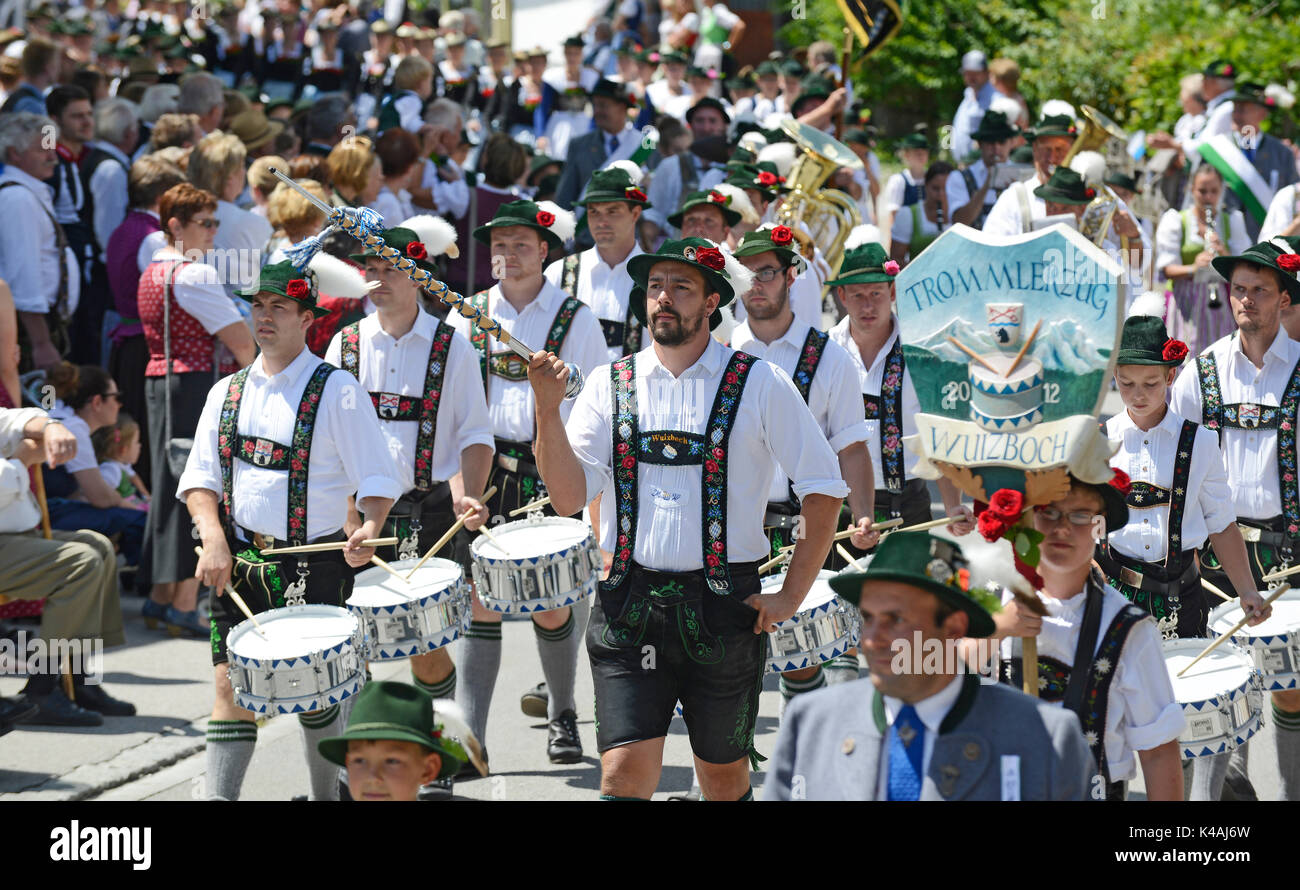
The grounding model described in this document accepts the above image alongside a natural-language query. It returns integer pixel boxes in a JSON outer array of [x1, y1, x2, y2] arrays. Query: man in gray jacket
[[763, 532, 1095, 801]]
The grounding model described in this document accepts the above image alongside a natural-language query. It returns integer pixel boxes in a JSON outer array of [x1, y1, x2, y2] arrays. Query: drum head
[[1208, 588, 1300, 641], [471, 517, 590, 560], [762, 570, 839, 617], [228, 605, 357, 661], [1162, 637, 1253, 701], [351, 557, 462, 607]]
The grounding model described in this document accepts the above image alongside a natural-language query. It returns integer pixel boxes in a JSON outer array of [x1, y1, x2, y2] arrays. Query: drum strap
[[604, 349, 758, 594], [218, 362, 334, 547], [340, 319, 455, 493], [1198, 349, 1300, 535]]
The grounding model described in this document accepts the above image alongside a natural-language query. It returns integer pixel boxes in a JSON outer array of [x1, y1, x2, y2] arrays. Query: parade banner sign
[[896, 223, 1125, 503]]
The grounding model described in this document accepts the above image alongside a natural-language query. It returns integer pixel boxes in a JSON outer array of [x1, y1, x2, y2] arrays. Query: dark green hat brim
[[472, 218, 564, 252], [350, 227, 439, 274], [828, 569, 997, 638], [317, 723, 465, 778], [1115, 315, 1183, 366], [1114, 350, 1180, 366], [1032, 186, 1091, 206], [235, 282, 331, 317], [1211, 249, 1300, 302], [826, 270, 895, 287], [731, 239, 799, 267], [667, 197, 740, 229], [627, 284, 725, 332], [1080, 479, 1130, 533]]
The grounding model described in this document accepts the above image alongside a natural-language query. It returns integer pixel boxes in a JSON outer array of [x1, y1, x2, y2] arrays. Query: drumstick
[[1005, 319, 1042, 377], [1262, 562, 1300, 583], [194, 546, 267, 640], [836, 543, 867, 570], [508, 496, 551, 517], [260, 537, 399, 555], [777, 518, 906, 553], [1177, 583, 1290, 677], [1201, 578, 1233, 602], [369, 555, 408, 584], [477, 524, 511, 555], [758, 551, 791, 575], [946, 337, 1000, 373], [405, 485, 498, 580], [878, 515, 963, 540]]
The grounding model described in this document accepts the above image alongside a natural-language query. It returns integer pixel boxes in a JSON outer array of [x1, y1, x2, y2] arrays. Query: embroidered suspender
[[217, 362, 334, 546], [790, 327, 829, 402], [565, 250, 642, 354], [469, 290, 492, 387], [878, 337, 906, 492], [605, 350, 759, 594], [1162, 419, 1197, 566], [560, 253, 581, 298], [469, 292, 583, 390], [1077, 600, 1150, 781], [339, 320, 456, 492]]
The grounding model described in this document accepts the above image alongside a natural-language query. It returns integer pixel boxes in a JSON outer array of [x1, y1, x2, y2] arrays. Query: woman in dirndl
[[1154, 164, 1249, 354], [138, 183, 257, 636]]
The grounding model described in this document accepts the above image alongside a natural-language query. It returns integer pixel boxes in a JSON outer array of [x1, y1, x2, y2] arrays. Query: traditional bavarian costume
[[437, 52, 477, 108], [303, 40, 346, 100], [573, 239, 848, 770], [1154, 204, 1249, 355], [891, 200, 942, 263], [175, 263, 402, 666], [544, 166, 651, 363], [982, 113, 1075, 237], [326, 227, 493, 565], [946, 110, 1019, 230]]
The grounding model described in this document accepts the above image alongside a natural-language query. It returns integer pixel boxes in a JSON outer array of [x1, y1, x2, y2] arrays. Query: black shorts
[[371, 484, 472, 568], [586, 561, 766, 765], [210, 531, 355, 665]]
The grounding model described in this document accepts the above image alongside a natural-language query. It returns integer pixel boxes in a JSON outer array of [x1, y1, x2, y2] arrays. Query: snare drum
[[1162, 637, 1264, 759], [1207, 589, 1300, 691], [226, 605, 365, 715], [471, 516, 602, 613], [763, 570, 862, 674], [347, 558, 469, 660]]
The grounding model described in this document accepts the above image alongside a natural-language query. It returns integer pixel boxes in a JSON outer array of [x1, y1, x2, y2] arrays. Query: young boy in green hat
[[319, 681, 468, 802]]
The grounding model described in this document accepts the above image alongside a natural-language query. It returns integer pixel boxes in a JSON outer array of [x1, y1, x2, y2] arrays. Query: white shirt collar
[[372, 307, 436, 344], [492, 277, 564, 316], [1227, 326, 1291, 369], [590, 241, 642, 272], [883, 673, 965, 733], [733, 315, 807, 352], [1110, 405, 1181, 438], [249, 345, 316, 389], [0, 163, 52, 198], [640, 334, 729, 380]]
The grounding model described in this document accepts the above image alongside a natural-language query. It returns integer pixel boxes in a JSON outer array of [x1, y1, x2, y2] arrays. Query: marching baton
[[268, 167, 584, 399], [194, 547, 267, 640], [1200, 578, 1233, 602], [836, 543, 867, 571], [508, 495, 551, 517], [260, 537, 398, 555], [405, 485, 498, 579], [1177, 583, 1290, 677]]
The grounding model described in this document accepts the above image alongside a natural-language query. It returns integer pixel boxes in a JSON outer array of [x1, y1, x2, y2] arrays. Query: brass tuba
[[1062, 105, 1128, 168], [774, 119, 863, 286]]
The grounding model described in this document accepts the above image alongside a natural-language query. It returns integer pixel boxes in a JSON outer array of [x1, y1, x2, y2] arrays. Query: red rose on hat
[[1084, 187, 1096, 199], [977, 511, 1010, 543], [694, 246, 725, 270], [286, 278, 309, 298], [535, 210, 556, 227], [1161, 339, 1189, 362], [883, 260, 900, 276], [708, 190, 728, 205], [770, 225, 793, 246], [1278, 254, 1300, 272], [406, 241, 427, 260], [624, 187, 647, 202], [757, 171, 779, 186], [1109, 468, 1132, 496], [1222, 64, 1233, 75]]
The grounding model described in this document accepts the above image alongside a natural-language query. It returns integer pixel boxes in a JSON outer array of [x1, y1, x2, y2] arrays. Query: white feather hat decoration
[[1068, 150, 1106, 188], [309, 251, 375, 298], [398, 213, 459, 259], [1127, 290, 1168, 320], [756, 141, 797, 178], [844, 223, 884, 251], [712, 182, 759, 225], [720, 244, 755, 297], [603, 159, 644, 186], [535, 201, 577, 244]]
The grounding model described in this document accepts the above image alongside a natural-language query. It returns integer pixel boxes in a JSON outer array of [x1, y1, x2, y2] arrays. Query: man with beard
[[982, 113, 1074, 237], [528, 236, 846, 799]]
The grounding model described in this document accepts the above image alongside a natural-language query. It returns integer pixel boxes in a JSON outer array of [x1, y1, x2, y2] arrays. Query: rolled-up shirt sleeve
[[323, 372, 404, 504], [0, 407, 44, 457], [563, 364, 614, 506], [176, 378, 229, 500], [759, 364, 849, 501], [174, 262, 245, 334], [1195, 427, 1237, 535], [1110, 618, 1186, 753], [822, 349, 869, 454]]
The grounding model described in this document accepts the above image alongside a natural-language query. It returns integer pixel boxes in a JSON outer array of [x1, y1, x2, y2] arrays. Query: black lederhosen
[[210, 528, 354, 665], [1202, 515, 1297, 595], [1095, 545, 1207, 639], [828, 479, 934, 571], [370, 481, 473, 568], [587, 560, 766, 765], [485, 437, 560, 521]]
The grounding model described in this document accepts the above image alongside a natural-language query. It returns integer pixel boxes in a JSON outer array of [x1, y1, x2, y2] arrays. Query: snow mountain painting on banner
[[894, 223, 1125, 506]]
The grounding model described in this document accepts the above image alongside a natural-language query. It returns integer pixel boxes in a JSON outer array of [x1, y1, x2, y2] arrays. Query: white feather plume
[[309, 252, 374, 299], [965, 534, 1035, 599], [1127, 289, 1168, 319], [844, 223, 884, 251], [720, 244, 755, 296], [738, 130, 768, 155], [713, 182, 759, 225], [535, 200, 577, 243], [1040, 99, 1077, 122], [1266, 82, 1296, 110], [711, 301, 738, 345], [756, 141, 797, 178], [989, 94, 1022, 123], [604, 159, 644, 185], [432, 698, 487, 776], [1068, 150, 1106, 187], [398, 213, 459, 259]]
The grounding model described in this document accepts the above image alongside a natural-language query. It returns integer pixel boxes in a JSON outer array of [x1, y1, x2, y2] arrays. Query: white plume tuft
[[711, 301, 738, 345], [844, 223, 884, 251], [536, 200, 577, 243], [1266, 82, 1296, 110], [1040, 99, 1077, 122], [756, 141, 797, 178], [965, 535, 1036, 599], [1068, 150, 1106, 187], [399, 213, 459, 258], [721, 244, 755, 296], [604, 159, 644, 185], [989, 94, 1023, 123], [1127, 289, 1168, 320], [738, 130, 768, 155], [432, 698, 488, 776], [309, 252, 373, 299], [713, 182, 759, 225]]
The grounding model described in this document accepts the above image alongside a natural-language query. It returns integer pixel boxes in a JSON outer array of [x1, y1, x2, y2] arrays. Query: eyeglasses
[[102, 391, 122, 403], [192, 218, 220, 230], [750, 267, 784, 283], [1034, 506, 1097, 526]]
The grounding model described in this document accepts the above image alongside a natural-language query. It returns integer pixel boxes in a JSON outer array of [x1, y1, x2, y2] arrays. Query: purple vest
[[106, 209, 162, 343]]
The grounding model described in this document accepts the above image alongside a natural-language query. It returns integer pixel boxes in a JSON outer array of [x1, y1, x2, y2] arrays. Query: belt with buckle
[[1237, 518, 1296, 550], [1096, 547, 1197, 594]]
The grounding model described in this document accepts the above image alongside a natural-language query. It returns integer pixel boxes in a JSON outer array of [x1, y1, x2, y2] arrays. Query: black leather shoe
[[520, 681, 548, 718], [547, 709, 582, 764], [22, 689, 103, 727], [75, 684, 137, 716], [418, 776, 454, 800], [0, 696, 38, 736]]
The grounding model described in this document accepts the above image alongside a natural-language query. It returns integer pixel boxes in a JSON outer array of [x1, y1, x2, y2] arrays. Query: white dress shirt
[[214, 199, 273, 296], [643, 152, 728, 236], [645, 79, 691, 117], [138, 212, 168, 273], [891, 203, 942, 257], [151, 247, 245, 334], [1153, 207, 1250, 279], [982, 175, 1046, 237], [945, 158, 995, 219], [446, 278, 608, 443], [369, 185, 413, 226], [0, 407, 44, 533], [1183, 91, 1235, 157], [882, 169, 922, 217], [47, 406, 98, 475], [876, 673, 964, 800], [177, 346, 403, 541], [89, 142, 132, 257], [543, 243, 645, 363], [1261, 184, 1298, 241], [1169, 328, 1300, 521], [731, 318, 869, 503], [566, 337, 849, 566], [421, 157, 470, 221], [950, 80, 995, 163], [828, 315, 922, 485], [999, 584, 1185, 783], [1105, 407, 1236, 560], [324, 310, 494, 493], [0, 164, 80, 316]]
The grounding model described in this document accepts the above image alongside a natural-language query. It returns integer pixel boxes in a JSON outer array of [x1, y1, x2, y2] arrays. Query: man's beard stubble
[[650, 306, 707, 346]]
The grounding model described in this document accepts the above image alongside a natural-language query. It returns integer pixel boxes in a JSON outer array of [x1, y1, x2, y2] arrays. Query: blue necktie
[[608, 135, 619, 156], [886, 704, 925, 801]]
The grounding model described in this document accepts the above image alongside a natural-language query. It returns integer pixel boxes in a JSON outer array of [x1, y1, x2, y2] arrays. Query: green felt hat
[[725, 147, 757, 170], [317, 681, 467, 778], [685, 96, 730, 125], [755, 60, 781, 77], [779, 58, 805, 77], [828, 533, 997, 638], [1103, 170, 1138, 193], [726, 162, 785, 201], [685, 65, 717, 81], [575, 166, 651, 207], [659, 49, 689, 66], [726, 73, 756, 92], [563, 34, 586, 48], [841, 127, 871, 146], [1234, 81, 1278, 110], [971, 109, 1018, 143], [235, 260, 331, 317], [667, 188, 742, 229], [1116, 315, 1187, 366], [796, 74, 835, 106], [626, 237, 750, 327], [1212, 239, 1300, 302], [732, 224, 805, 271], [590, 77, 637, 106], [899, 132, 929, 151], [826, 241, 899, 286], [1076, 472, 1131, 533], [1033, 166, 1094, 205], [1203, 59, 1237, 80], [472, 199, 573, 253], [350, 226, 439, 274], [1028, 113, 1077, 141], [1009, 144, 1034, 164]]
